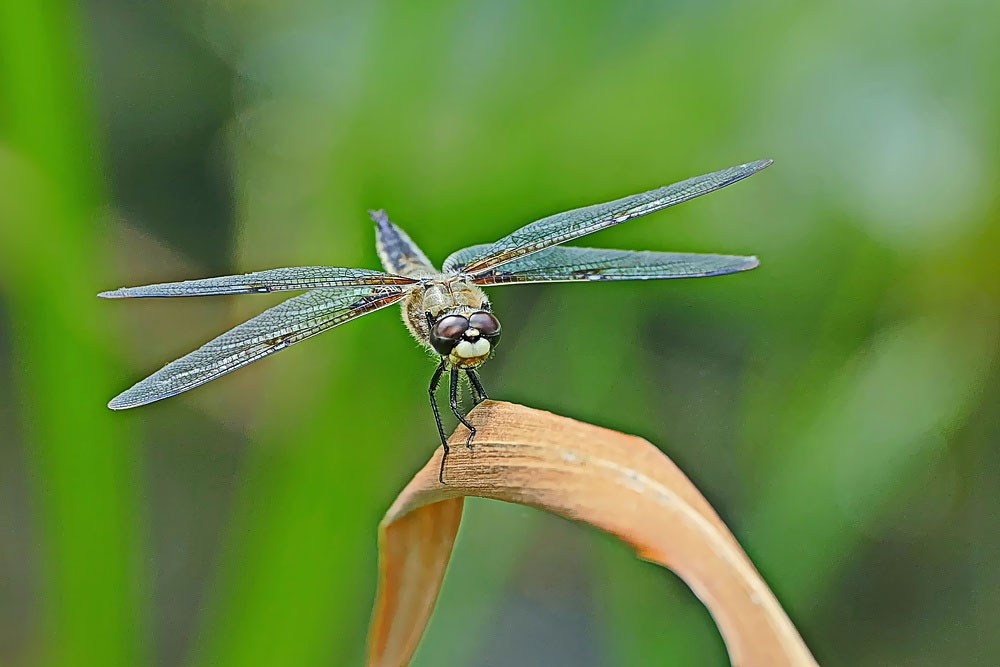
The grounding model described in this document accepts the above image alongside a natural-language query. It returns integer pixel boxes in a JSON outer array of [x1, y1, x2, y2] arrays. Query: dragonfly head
[[430, 310, 502, 368]]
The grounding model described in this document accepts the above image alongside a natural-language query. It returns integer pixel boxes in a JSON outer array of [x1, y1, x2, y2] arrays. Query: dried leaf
[[366, 401, 818, 667]]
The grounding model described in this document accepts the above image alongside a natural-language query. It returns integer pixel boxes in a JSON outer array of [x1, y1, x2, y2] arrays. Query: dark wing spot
[[347, 291, 401, 310], [265, 336, 290, 350], [348, 295, 379, 309]]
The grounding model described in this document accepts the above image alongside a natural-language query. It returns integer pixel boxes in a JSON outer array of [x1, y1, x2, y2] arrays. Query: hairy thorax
[[402, 276, 489, 358]]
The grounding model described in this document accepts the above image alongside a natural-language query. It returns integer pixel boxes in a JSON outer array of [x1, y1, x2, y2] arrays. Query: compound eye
[[469, 311, 501, 337], [430, 315, 469, 355]]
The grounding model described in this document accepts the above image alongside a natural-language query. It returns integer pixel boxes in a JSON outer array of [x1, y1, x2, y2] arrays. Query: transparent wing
[[467, 246, 759, 285], [98, 267, 415, 298], [442, 245, 492, 274], [107, 285, 407, 409], [448, 159, 771, 276]]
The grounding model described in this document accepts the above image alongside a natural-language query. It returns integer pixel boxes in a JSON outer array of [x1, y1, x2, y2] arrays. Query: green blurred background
[[1, 0, 998, 665]]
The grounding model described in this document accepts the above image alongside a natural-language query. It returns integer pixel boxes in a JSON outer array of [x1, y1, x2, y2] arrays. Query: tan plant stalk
[[366, 401, 818, 667]]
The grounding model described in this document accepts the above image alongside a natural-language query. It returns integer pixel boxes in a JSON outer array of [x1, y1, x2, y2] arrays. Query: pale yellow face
[[448, 331, 492, 368]]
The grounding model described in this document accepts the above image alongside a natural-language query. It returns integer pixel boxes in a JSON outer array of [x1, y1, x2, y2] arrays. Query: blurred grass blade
[[0, 0, 143, 665], [366, 401, 818, 667]]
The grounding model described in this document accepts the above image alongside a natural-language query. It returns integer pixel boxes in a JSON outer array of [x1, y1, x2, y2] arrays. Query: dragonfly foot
[[438, 443, 450, 485]]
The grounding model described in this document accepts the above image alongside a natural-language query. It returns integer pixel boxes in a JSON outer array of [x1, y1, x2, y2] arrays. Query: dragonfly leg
[[429, 358, 448, 483], [450, 367, 476, 449], [466, 369, 489, 405]]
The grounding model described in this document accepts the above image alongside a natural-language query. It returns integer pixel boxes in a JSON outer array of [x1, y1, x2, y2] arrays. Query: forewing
[[108, 285, 407, 409], [468, 246, 759, 285], [99, 267, 415, 298], [442, 244, 492, 274], [452, 160, 771, 276]]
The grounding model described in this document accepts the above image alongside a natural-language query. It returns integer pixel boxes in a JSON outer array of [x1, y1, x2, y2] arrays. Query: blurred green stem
[[0, 1, 144, 666]]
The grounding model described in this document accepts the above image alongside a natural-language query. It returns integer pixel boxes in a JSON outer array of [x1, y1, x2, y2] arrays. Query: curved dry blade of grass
[[366, 401, 818, 667]]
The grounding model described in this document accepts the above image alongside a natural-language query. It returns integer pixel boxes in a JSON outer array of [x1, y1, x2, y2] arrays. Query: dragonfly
[[102, 159, 771, 482]]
